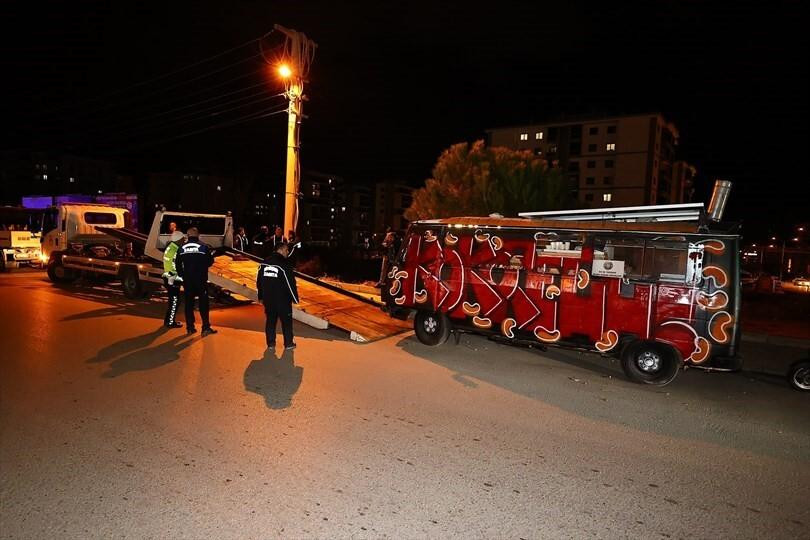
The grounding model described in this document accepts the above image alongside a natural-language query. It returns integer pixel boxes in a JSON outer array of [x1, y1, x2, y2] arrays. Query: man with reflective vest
[[256, 241, 299, 350], [162, 230, 185, 328], [176, 227, 217, 336]]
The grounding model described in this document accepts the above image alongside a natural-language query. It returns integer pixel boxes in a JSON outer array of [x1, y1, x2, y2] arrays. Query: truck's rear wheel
[[789, 361, 810, 391], [47, 256, 76, 283], [120, 268, 144, 299], [621, 341, 681, 386], [414, 310, 451, 346]]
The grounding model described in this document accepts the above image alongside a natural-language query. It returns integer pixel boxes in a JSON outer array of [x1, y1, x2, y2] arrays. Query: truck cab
[[41, 203, 129, 261]]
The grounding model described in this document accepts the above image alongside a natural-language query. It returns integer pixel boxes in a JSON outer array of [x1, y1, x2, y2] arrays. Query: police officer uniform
[[256, 246, 299, 349], [176, 232, 217, 335]]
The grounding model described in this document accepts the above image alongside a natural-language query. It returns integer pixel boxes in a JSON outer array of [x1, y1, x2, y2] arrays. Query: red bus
[[382, 207, 741, 386]]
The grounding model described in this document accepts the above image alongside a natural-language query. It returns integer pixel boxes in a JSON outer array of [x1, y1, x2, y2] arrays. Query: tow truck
[[44, 204, 410, 342]]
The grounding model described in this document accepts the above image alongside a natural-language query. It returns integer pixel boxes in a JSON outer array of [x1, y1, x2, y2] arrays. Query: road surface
[[1, 272, 808, 539]]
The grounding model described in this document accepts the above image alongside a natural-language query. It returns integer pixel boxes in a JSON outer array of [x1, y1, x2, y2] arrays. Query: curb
[[742, 332, 810, 349]]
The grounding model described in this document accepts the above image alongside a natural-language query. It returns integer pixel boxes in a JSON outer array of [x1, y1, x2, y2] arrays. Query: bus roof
[[413, 216, 736, 236]]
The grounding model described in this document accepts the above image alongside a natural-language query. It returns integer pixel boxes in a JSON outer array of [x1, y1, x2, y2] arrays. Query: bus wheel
[[414, 310, 451, 346], [47, 257, 76, 283], [120, 268, 144, 299], [789, 361, 810, 391], [621, 341, 681, 386]]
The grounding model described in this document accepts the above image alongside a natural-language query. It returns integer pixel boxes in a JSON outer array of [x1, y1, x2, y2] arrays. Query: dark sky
[[1, 0, 807, 227]]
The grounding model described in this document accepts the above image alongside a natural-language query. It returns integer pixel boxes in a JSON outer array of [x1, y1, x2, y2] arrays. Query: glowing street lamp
[[278, 64, 292, 79]]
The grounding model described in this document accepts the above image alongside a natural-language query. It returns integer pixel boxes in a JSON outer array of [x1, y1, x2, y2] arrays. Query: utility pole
[[274, 24, 317, 239]]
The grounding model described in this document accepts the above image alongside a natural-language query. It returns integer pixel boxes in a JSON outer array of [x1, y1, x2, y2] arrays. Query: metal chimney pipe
[[706, 180, 732, 222]]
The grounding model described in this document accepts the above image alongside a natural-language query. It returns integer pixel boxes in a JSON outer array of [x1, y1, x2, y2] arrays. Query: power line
[[75, 87, 285, 141], [119, 92, 287, 139], [34, 33, 276, 118], [113, 104, 289, 154]]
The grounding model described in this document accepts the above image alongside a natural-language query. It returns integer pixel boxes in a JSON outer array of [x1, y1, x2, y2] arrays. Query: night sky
[[1, 1, 807, 228]]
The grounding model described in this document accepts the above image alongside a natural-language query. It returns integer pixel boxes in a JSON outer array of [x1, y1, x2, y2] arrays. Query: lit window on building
[[69, 177, 75, 183], [42, 174, 48, 180], [603, 193, 612, 202], [535, 132, 543, 140], [216, 185, 222, 191], [606, 143, 616, 151], [519, 133, 528, 141], [534, 148, 542, 156], [548, 144, 558, 153]]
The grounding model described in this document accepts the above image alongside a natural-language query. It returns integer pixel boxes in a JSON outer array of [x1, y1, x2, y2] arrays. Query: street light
[[278, 64, 292, 78]]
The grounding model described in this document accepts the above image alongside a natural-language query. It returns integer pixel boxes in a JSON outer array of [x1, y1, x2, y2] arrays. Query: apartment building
[[486, 113, 694, 208]]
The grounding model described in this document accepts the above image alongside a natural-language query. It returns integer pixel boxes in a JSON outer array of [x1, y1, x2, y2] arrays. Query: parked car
[[792, 276, 810, 288]]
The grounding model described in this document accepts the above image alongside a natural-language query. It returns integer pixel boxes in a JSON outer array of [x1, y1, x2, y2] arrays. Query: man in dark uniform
[[176, 227, 217, 336], [234, 226, 249, 252], [256, 242, 299, 350], [271, 226, 286, 249], [252, 225, 271, 258]]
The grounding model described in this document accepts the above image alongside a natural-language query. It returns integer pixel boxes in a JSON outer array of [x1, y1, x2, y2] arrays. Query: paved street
[[1, 271, 808, 539]]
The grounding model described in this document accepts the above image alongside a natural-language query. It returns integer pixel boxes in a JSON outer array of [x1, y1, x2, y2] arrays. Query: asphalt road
[[1, 272, 808, 539]]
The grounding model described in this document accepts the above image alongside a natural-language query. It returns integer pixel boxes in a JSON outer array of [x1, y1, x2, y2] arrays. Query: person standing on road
[[235, 226, 249, 252], [252, 225, 271, 258], [176, 227, 217, 336], [161, 230, 185, 328], [271, 226, 286, 249], [257, 241, 299, 350], [376, 227, 398, 287]]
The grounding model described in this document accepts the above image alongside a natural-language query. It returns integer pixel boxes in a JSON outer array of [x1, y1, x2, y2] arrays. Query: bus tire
[[788, 361, 810, 391], [621, 340, 681, 386], [414, 310, 451, 346], [120, 267, 144, 299], [47, 255, 76, 283]]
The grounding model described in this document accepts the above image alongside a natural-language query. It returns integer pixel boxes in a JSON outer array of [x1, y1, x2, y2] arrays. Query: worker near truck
[[257, 241, 299, 350], [252, 225, 271, 258], [176, 227, 217, 336], [161, 230, 185, 328], [234, 227, 249, 252]]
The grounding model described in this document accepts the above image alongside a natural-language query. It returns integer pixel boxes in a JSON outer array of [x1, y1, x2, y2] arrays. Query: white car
[[792, 276, 810, 287]]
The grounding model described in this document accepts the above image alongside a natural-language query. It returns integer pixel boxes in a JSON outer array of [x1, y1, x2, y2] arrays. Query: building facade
[[486, 113, 691, 208], [374, 181, 413, 234]]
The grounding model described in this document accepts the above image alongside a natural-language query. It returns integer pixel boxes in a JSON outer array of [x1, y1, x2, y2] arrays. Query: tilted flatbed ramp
[[99, 224, 411, 342], [210, 250, 411, 342]]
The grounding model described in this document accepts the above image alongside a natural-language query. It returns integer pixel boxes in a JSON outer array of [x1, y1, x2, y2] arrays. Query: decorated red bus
[[382, 204, 741, 386]]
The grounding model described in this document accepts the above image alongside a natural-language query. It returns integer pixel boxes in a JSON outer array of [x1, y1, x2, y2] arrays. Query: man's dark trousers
[[265, 303, 293, 347], [184, 285, 210, 330], [163, 278, 181, 326]]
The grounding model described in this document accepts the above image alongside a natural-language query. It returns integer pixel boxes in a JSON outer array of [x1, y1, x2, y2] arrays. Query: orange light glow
[[278, 64, 292, 78]]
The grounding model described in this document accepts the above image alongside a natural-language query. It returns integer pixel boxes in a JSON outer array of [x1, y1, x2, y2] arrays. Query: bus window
[[602, 238, 646, 278], [644, 241, 688, 282]]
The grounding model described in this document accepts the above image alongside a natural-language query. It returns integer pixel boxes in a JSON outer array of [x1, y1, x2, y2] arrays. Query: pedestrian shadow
[[86, 326, 171, 364], [243, 349, 303, 410], [101, 333, 196, 378]]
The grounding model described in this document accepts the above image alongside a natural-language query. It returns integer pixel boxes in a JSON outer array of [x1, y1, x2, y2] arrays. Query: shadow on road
[[86, 326, 171, 364], [396, 333, 810, 460], [100, 333, 197, 378], [243, 349, 303, 409], [47, 279, 340, 342]]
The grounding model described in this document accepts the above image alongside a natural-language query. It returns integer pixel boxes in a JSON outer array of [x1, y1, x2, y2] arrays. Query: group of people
[[161, 222, 300, 350], [233, 225, 298, 259]]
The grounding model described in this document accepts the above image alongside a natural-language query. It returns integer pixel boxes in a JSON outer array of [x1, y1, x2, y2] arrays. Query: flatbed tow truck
[[45, 205, 410, 342]]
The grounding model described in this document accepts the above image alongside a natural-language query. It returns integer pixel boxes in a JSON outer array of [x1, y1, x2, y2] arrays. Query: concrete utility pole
[[274, 24, 317, 238]]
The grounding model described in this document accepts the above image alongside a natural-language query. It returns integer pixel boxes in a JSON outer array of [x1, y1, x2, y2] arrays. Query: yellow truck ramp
[[210, 252, 411, 343]]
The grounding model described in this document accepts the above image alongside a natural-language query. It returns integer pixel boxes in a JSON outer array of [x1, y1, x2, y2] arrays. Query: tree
[[405, 140, 572, 221]]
